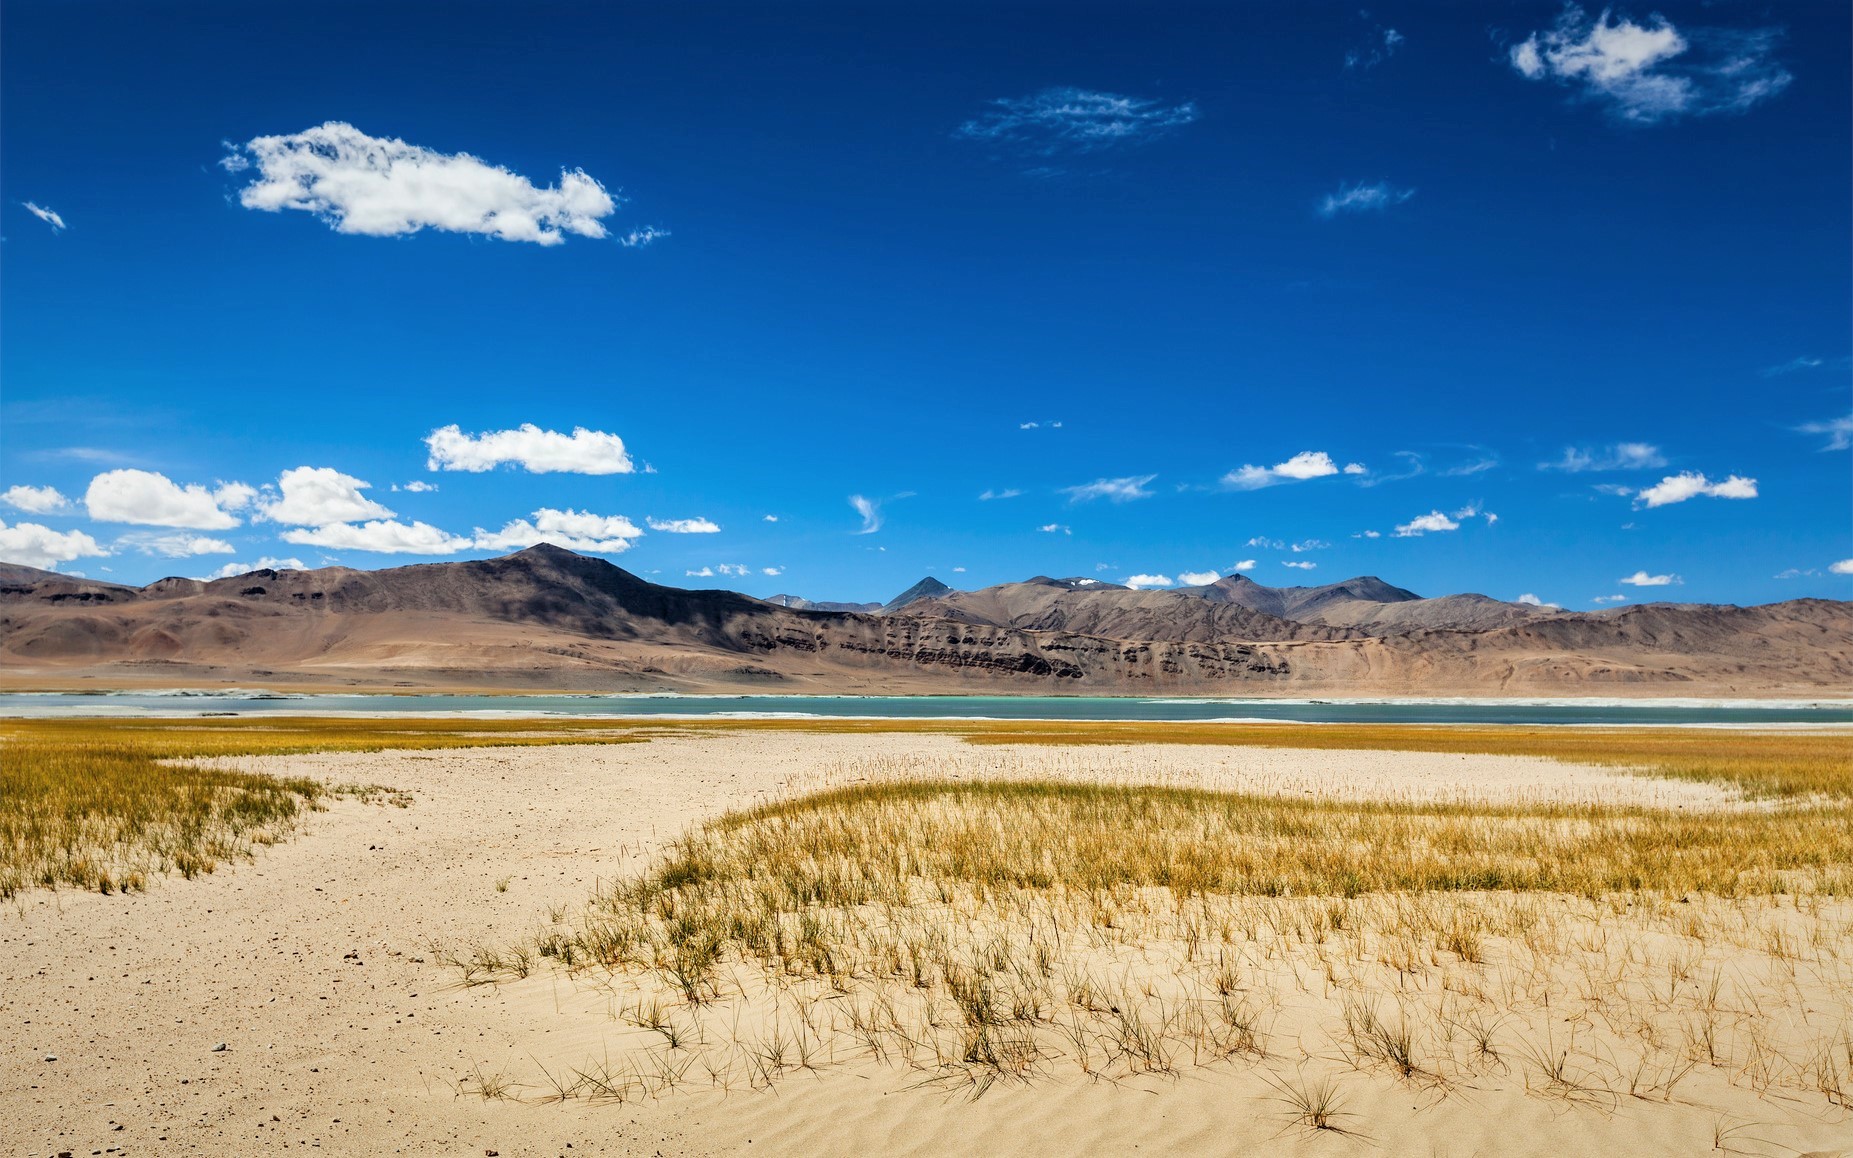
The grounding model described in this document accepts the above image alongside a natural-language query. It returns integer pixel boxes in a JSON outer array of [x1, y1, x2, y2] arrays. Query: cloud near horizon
[[84, 470, 254, 530], [1619, 570, 1682, 587], [0, 519, 105, 570], [226, 122, 618, 245], [259, 467, 394, 526], [426, 424, 634, 474]]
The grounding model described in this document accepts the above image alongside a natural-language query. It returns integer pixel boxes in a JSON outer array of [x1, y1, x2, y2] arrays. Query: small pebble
[[212, 1042, 228, 1052]]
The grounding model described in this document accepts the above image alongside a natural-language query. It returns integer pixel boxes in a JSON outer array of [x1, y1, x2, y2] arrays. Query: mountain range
[[2, 545, 1848, 696]]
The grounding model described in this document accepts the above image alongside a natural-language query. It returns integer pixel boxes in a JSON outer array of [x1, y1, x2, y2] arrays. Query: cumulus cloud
[[1393, 510, 1460, 537], [207, 556, 307, 579], [1177, 570, 1222, 586], [1619, 570, 1682, 587], [3, 485, 74, 515], [21, 201, 67, 232], [260, 467, 394, 525], [425, 423, 634, 475], [1797, 414, 1853, 452], [979, 488, 1023, 501], [118, 533, 236, 558], [1634, 472, 1757, 508], [225, 122, 617, 245], [1830, 560, 1853, 576], [763, 514, 779, 523], [283, 519, 473, 555], [472, 508, 645, 554], [1039, 523, 1072, 535], [955, 88, 1198, 154], [1123, 573, 1173, 589], [0, 520, 106, 570], [850, 495, 883, 534], [84, 469, 253, 529], [646, 516, 720, 534], [1516, 593, 1562, 608], [1223, 452, 1356, 490], [1061, 474, 1157, 503], [1232, 559, 1257, 571], [393, 480, 438, 493], [761, 567, 782, 577], [1318, 181, 1415, 218], [1542, 442, 1667, 472], [1509, 5, 1791, 124]]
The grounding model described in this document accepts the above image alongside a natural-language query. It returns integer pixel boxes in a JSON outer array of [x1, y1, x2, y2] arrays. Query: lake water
[[4, 692, 1851, 726]]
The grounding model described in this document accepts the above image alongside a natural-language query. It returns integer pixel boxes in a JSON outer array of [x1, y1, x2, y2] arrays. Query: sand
[[4, 732, 1849, 1157]]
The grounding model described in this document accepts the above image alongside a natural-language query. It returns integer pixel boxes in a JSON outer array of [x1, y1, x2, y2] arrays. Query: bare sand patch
[[3, 732, 1847, 1157]]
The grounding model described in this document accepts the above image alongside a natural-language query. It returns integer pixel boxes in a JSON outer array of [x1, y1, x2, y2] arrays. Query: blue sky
[[2, 1, 1848, 607]]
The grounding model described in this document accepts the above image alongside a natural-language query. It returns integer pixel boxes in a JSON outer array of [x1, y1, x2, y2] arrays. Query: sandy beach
[[5, 730, 1849, 1157]]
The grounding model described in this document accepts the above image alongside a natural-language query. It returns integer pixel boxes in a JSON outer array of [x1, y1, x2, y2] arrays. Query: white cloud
[[1635, 472, 1757, 508], [1232, 559, 1257, 571], [3, 485, 74, 515], [1177, 570, 1221, 586], [0, 520, 106, 570], [1318, 181, 1415, 218], [1223, 451, 1348, 490], [1797, 414, 1853, 452], [1619, 570, 1682, 587], [1509, 6, 1791, 124], [118, 533, 236, 558], [1762, 355, 1825, 377], [761, 567, 783, 577], [1393, 510, 1460, 537], [618, 226, 669, 248], [472, 508, 645, 554], [84, 469, 252, 529], [955, 88, 1198, 154], [425, 423, 634, 474], [979, 488, 1023, 501], [1355, 530, 1382, 539], [1282, 560, 1317, 570], [1592, 483, 1635, 497], [21, 201, 67, 232], [1542, 442, 1667, 472], [207, 556, 307, 579], [393, 480, 438, 493], [763, 514, 779, 523], [284, 519, 473, 555], [1342, 462, 1367, 475], [226, 122, 617, 245], [1061, 474, 1157, 503], [1592, 594, 1628, 604], [1774, 568, 1820, 580], [1039, 523, 1071, 535], [1290, 539, 1329, 553], [1515, 593, 1562, 608], [850, 495, 883, 534], [260, 466, 394, 526], [1829, 560, 1853, 576], [1246, 537, 1284, 550], [1345, 24, 1404, 70], [686, 567, 714, 578], [646, 516, 720, 534], [1123, 573, 1173, 589]]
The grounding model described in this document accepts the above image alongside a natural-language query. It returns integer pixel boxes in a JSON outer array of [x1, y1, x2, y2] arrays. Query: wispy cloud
[[1592, 594, 1628, 604], [1282, 560, 1317, 570], [116, 532, 237, 558], [1223, 451, 1362, 490], [1540, 442, 1666, 472], [646, 516, 720, 534], [1634, 472, 1757, 508], [1318, 181, 1415, 218], [1761, 355, 1829, 377], [225, 122, 618, 245], [1345, 22, 1404, 70], [1039, 523, 1072, 535], [1018, 420, 1063, 430], [979, 488, 1023, 501], [1508, 5, 1791, 125], [850, 494, 883, 534], [1061, 474, 1157, 503], [1797, 414, 1853, 452], [21, 201, 67, 232], [955, 88, 1198, 154], [1619, 570, 1682, 587], [618, 226, 669, 248]]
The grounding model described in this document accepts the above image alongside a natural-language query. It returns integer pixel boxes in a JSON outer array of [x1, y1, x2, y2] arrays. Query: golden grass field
[[4, 714, 1851, 1147]]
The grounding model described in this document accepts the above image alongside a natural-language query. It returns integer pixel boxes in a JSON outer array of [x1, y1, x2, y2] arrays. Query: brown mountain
[[2, 545, 1848, 697]]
